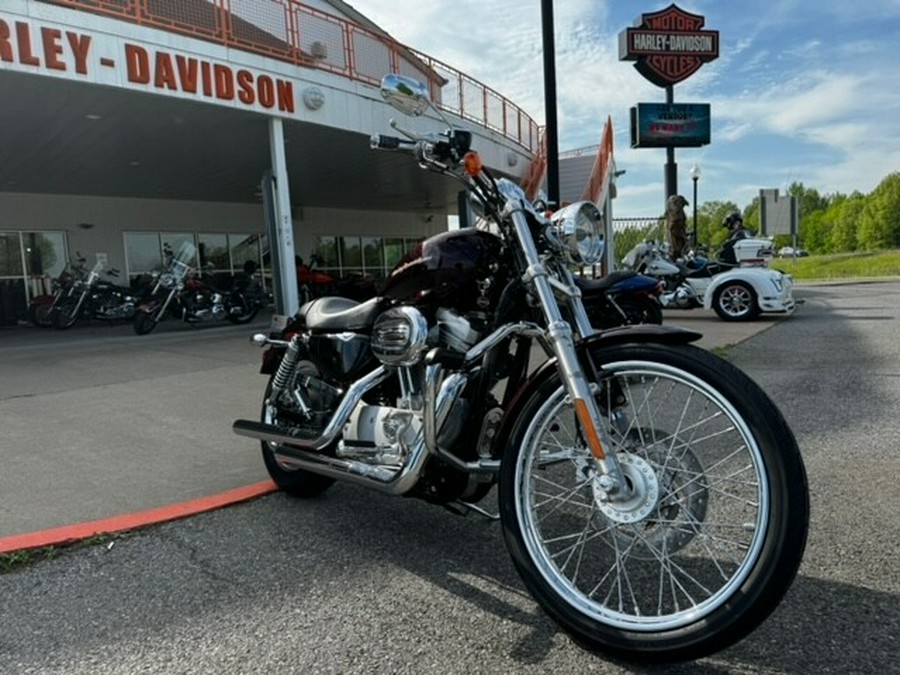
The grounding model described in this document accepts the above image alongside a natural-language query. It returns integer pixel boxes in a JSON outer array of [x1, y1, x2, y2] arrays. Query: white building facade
[[0, 0, 540, 324]]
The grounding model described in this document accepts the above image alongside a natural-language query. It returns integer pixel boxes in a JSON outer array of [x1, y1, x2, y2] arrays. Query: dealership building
[[0, 0, 557, 325]]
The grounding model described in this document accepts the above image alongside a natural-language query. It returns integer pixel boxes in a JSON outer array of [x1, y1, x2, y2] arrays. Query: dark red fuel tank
[[382, 229, 506, 313]]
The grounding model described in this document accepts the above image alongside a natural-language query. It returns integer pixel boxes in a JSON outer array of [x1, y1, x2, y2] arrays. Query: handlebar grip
[[371, 134, 403, 150]]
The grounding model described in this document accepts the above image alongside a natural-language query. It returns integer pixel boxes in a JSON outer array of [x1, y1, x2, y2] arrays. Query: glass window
[[0, 232, 23, 277], [23, 232, 67, 278], [303, 237, 341, 269], [198, 234, 230, 273], [125, 233, 164, 277], [384, 237, 406, 269], [362, 236, 382, 271], [230, 233, 261, 274], [340, 236, 362, 270]]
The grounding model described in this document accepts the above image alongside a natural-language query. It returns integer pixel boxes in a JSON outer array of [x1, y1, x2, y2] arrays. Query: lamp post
[[690, 163, 701, 249]]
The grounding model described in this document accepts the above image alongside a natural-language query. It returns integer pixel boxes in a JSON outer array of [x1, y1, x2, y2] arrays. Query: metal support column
[[267, 117, 299, 325]]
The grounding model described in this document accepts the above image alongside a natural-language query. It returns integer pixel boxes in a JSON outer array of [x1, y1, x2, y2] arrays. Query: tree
[[858, 173, 900, 250]]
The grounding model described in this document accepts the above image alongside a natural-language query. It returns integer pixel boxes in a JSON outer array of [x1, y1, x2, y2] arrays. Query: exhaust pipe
[[233, 364, 468, 495]]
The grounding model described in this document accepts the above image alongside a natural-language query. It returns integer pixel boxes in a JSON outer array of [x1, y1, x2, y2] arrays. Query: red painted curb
[[0, 480, 278, 554]]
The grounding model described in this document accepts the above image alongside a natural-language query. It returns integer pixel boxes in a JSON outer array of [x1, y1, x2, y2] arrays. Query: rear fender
[[490, 325, 702, 459]]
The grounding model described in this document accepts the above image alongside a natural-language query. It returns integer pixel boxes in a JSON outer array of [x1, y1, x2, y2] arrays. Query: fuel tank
[[381, 229, 507, 314]]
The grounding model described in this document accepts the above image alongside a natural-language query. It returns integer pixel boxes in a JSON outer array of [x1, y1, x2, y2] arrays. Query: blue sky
[[357, 0, 900, 217]]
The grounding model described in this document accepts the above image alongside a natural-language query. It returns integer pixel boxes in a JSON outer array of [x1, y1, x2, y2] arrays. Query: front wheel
[[133, 308, 160, 335], [499, 342, 809, 662], [713, 280, 760, 321], [51, 297, 83, 330]]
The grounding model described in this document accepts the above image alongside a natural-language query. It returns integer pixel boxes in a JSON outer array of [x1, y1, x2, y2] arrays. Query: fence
[[41, 0, 541, 151]]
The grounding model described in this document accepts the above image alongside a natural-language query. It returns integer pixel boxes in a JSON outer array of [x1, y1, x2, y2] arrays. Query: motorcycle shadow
[[261, 485, 892, 672]]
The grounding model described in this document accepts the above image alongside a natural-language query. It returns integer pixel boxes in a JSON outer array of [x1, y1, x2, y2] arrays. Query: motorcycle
[[622, 239, 795, 322], [133, 242, 263, 335], [232, 74, 809, 662], [575, 270, 663, 328], [51, 258, 141, 330], [26, 257, 88, 327]]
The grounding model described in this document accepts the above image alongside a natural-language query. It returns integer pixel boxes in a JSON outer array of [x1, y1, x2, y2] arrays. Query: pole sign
[[618, 4, 719, 88], [630, 103, 710, 148]]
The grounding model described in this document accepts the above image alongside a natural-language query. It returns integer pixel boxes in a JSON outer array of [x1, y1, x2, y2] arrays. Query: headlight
[[371, 306, 429, 366], [549, 201, 605, 265]]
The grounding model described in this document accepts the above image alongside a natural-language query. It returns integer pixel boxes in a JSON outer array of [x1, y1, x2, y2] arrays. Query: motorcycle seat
[[300, 296, 385, 333], [575, 270, 638, 296]]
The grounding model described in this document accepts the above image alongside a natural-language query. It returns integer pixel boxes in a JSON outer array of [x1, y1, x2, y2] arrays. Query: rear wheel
[[260, 367, 335, 497], [227, 295, 259, 324], [27, 301, 54, 327], [499, 342, 809, 662], [712, 281, 759, 321]]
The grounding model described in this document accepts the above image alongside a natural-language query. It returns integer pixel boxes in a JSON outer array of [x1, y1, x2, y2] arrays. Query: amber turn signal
[[463, 151, 483, 176]]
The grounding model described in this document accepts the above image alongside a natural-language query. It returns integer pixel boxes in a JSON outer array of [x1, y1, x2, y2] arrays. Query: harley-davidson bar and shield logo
[[618, 4, 719, 87]]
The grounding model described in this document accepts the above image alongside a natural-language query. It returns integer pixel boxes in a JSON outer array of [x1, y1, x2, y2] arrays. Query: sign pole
[[541, 0, 560, 207], [664, 84, 677, 203]]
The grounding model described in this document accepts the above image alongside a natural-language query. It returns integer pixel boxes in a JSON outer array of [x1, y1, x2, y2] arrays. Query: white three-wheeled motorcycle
[[622, 238, 795, 321]]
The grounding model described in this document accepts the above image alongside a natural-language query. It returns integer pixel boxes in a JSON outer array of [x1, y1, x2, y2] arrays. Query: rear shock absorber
[[270, 336, 311, 416]]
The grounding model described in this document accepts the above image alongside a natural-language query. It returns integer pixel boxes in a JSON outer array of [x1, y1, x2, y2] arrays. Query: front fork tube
[[509, 211, 627, 497]]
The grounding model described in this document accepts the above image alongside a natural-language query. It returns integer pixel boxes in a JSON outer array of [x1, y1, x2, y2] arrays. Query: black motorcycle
[[133, 242, 263, 335], [51, 259, 140, 329], [232, 74, 809, 662]]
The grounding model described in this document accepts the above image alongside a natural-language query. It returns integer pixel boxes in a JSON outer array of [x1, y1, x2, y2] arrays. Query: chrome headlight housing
[[549, 201, 605, 265], [371, 306, 429, 366]]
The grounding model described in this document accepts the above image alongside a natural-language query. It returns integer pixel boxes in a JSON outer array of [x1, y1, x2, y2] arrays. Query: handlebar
[[370, 134, 417, 152]]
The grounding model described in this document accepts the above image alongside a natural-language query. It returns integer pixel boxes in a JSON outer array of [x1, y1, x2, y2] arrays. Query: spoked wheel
[[499, 342, 809, 662], [712, 281, 760, 321]]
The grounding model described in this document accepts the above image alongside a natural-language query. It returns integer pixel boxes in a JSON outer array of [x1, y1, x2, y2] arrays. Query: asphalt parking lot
[[1, 281, 898, 673]]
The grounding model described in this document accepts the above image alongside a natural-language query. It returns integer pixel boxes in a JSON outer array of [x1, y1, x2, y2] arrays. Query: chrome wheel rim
[[514, 360, 769, 632]]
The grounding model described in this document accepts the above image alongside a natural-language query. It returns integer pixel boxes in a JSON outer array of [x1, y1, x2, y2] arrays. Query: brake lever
[[389, 118, 420, 141]]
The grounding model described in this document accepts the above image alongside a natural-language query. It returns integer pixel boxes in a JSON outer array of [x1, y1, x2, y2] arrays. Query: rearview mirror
[[380, 74, 430, 116]]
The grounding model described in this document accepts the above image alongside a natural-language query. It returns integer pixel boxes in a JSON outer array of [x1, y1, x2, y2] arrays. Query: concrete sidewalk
[[0, 307, 779, 551]]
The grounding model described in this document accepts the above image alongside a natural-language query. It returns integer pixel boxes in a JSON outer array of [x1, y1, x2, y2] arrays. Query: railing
[[40, 0, 541, 152]]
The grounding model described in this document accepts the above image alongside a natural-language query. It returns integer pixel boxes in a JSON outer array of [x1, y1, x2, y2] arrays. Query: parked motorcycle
[[575, 269, 663, 328], [233, 75, 809, 662], [26, 257, 88, 327], [133, 242, 263, 335], [51, 258, 141, 330], [622, 239, 795, 321]]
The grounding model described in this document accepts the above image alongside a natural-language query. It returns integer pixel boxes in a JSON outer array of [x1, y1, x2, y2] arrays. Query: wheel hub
[[592, 453, 660, 523]]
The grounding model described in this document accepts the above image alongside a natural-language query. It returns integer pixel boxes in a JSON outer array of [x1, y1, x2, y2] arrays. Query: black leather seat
[[300, 296, 385, 332]]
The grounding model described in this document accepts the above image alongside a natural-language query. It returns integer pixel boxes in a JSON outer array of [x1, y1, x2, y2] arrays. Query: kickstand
[[448, 501, 500, 521]]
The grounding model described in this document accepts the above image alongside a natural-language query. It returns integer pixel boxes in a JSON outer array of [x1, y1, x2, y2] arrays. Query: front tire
[[499, 342, 809, 662], [713, 281, 760, 321], [51, 298, 82, 329], [133, 309, 159, 335]]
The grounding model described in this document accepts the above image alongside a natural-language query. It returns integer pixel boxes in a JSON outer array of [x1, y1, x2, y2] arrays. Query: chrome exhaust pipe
[[234, 364, 469, 495], [233, 365, 389, 451]]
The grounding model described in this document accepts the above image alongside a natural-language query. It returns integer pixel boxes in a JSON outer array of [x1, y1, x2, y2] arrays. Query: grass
[[0, 533, 122, 574], [771, 249, 900, 281]]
